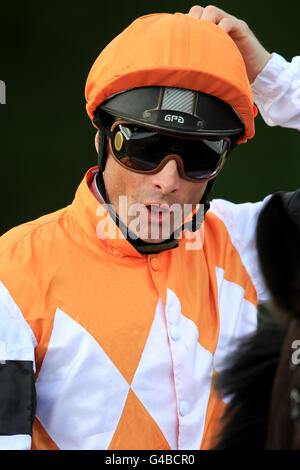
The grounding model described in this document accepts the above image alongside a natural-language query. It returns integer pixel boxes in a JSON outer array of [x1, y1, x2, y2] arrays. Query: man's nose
[[151, 158, 181, 194]]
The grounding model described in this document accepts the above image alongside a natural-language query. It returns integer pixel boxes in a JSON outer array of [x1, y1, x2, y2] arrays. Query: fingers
[[188, 4, 236, 26], [187, 5, 247, 39], [217, 17, 236, 34], [186, 4, 270, 83], [187, 5, 204, 19], [201, 5, 231, 23], [217, 17, 246, 36], [218, 17, 252, 41]]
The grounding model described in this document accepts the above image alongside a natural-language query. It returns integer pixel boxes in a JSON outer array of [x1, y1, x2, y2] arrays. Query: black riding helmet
[[96, 86, 244, 136]]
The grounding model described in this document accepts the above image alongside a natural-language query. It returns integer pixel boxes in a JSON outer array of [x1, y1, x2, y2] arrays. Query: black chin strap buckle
[[92, 117, 113, 172]]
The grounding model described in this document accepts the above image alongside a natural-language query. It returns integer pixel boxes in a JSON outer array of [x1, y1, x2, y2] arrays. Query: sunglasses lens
[[169, 139, 227, 179], [111, 124, 229, 179]]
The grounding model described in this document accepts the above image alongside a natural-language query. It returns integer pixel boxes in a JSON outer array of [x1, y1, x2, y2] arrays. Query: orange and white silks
[[0, 167, 270, 450]]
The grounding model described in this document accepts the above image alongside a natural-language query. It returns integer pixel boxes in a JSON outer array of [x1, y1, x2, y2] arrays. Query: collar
[[69, 167, 143, 258]]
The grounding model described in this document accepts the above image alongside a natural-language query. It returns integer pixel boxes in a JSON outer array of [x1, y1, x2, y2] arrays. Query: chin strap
[[193, 181, 214, 230], [95, 127, 112, 172]]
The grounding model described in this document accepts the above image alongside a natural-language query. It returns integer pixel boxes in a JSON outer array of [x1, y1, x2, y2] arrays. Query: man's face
[[101, 123, 208, 244]]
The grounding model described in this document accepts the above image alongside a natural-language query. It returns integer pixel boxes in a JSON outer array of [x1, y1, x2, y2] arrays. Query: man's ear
[[256, 191, 300, 316], [95, 132, 99, 153]]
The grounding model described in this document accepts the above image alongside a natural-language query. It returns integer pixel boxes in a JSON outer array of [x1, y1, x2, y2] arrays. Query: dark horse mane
[[213, 319, 286, 449], [212, 190, 300, 450]]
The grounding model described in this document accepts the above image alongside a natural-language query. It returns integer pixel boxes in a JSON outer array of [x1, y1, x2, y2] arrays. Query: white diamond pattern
[[35, 289, 213, 450]]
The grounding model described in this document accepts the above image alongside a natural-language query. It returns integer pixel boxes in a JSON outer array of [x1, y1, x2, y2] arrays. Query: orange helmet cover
[[85, 13, 257, 143]]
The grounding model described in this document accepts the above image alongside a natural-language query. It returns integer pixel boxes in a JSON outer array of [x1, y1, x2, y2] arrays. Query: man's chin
[[132, 221, 177, 244], [133, 225, 179, 243]]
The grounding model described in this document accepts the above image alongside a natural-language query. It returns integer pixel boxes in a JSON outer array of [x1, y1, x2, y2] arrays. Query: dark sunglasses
[[107, 123, 230, 182]]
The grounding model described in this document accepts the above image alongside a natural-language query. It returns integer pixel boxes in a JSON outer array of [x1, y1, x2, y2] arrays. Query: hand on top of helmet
[[188, 5, 271, 83]]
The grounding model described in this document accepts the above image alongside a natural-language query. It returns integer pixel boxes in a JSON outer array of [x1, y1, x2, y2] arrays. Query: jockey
[[0, 6, 299, 450]]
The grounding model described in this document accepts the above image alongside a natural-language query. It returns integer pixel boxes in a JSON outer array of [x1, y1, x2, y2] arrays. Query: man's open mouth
[[143, 203, 172, 223]]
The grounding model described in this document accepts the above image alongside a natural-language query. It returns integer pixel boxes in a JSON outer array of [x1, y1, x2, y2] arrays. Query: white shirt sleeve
[[209, 196, 272, 305], [251, 53, 300, 130]]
